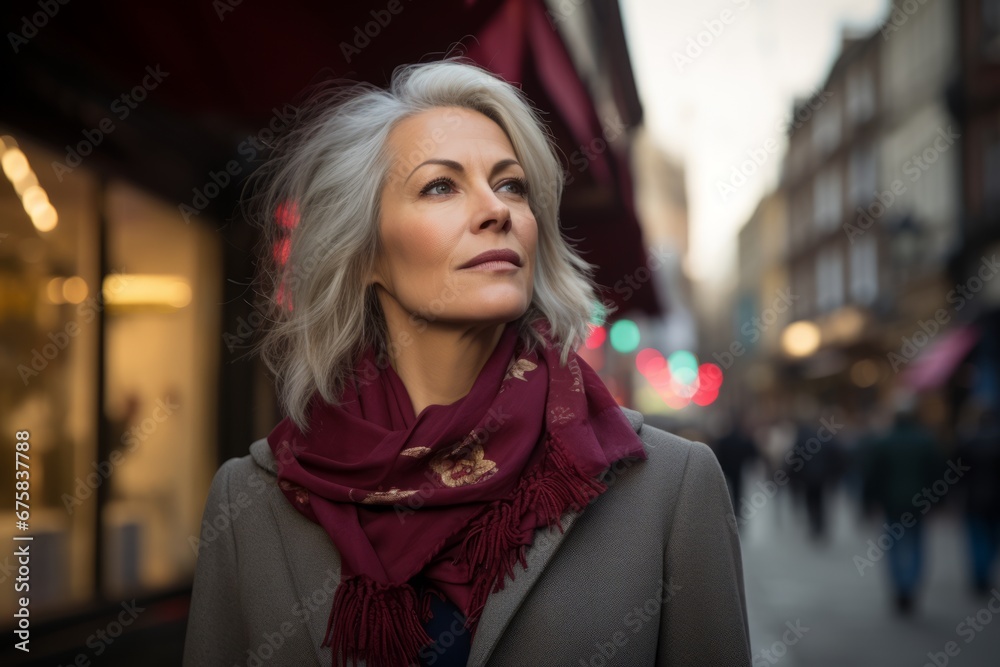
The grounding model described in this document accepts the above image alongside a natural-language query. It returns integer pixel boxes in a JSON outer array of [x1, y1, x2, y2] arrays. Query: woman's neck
[[383, 320, 507, 418]]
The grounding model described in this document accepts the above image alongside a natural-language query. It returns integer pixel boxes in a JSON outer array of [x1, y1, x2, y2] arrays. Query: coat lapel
[[466, 407, 644, 666], [250, 407, 645, 667], [465, 509, 583, 666]]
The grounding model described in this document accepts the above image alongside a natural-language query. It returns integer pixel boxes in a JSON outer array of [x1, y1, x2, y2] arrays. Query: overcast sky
[[618, 0, 890, 286]]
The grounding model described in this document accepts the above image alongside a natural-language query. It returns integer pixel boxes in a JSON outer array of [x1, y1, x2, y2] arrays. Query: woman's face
[[372, 106, 537, 330]]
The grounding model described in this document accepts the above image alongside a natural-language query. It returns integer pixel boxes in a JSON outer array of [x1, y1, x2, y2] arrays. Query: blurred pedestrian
[[861, 395, 946, 614], [839, 409, 883, 507], [790, 417, 841, 542], [955, 399, 1000, 596], [714, 411, 759, 510], [761, 419, 796, 481]]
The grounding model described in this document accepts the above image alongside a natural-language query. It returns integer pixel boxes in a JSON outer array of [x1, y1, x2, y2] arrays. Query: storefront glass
[[0, 133, 221, 620]]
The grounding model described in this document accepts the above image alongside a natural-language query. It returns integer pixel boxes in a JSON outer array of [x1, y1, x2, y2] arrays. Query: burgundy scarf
[[266, 319, 647, 667]]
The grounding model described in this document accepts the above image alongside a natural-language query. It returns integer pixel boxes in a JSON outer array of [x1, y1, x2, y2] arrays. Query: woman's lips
[[461, 260, 520, 271], [459, 249, 522, 269]]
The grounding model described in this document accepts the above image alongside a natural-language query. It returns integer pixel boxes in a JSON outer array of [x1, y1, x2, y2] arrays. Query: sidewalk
[[739, 471, 1000, 666]]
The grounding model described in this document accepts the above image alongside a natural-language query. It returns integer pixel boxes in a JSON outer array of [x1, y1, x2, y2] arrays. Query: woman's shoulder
[[632, 412, 717, 467], [197, 442, 284, 533], [582, 408, 733, 541], [196, 441, 327, 566], [203, 443, 278, 496], [620, 406, 725, 487]]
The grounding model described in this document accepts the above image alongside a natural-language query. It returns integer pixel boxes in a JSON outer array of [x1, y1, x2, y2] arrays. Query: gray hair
[[247, 57, 608, 432]]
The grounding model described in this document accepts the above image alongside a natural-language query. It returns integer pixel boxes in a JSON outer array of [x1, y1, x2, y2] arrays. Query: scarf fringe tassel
[[323, 576, 434, 667]]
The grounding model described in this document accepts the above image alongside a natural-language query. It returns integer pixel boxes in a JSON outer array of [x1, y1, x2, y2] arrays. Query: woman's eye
[[421, 177, 456, 196], [500, 178, 528, 196]]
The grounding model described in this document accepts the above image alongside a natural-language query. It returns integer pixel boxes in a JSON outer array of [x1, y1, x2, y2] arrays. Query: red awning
[[466, 0, 615, 187]]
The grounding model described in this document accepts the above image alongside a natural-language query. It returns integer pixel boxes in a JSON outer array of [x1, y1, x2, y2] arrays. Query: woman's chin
[[436, 301, 529, 325]]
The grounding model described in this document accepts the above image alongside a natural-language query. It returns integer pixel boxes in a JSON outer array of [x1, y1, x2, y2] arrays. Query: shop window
[[813, 164, 842, 231], [849, 233, 878, 306], [848, 145, 877, 209], [102, 181, 222, 598], [0, 133, 221, 621], [846, 65, 875, 125], [816, 246, 845, 313], [2, 134, 100, 616]]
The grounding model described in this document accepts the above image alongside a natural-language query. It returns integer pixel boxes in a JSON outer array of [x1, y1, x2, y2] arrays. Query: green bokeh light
[[667, 351, 699, 382], [609, 319, 640, 353]]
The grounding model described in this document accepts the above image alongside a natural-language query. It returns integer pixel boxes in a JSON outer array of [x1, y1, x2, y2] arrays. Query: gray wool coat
[[183, 407, 752, 666]]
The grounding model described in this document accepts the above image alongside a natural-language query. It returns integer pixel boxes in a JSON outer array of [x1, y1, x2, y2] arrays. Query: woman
[[184, 58, 751, 667]]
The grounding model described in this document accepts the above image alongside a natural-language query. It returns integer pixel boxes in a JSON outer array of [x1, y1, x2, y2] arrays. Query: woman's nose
[[473, 185, 512, 231]]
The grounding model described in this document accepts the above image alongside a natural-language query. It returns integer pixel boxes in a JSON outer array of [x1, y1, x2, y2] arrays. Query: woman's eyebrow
[[404, 158, 521, 185]]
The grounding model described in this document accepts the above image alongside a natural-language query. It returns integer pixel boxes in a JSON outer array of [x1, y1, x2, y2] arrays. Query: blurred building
[[625, 127, 697, 417], [0, 0, 652, 663], [632, 126, 689, 257], [729, 191, 790, 421], [945, 0, 1000, 415], [730, 0, 976, 429], [744, 24, 890, 419]]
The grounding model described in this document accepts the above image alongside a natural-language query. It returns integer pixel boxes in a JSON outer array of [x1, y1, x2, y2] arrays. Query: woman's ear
[[368, 226, 386, 288]]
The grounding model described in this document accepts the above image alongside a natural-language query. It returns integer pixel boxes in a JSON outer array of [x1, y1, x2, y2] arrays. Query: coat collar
[[249, 406, 645, 666]]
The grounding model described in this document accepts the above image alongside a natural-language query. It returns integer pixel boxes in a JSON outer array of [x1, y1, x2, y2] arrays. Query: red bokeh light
[[692, 387, 719, 406], [275, 200, 300, 230], [273, 238, 290, 266], [698, 363, 723, 391], [636, 348, 666, 376], [585, 325, 607, 349]]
